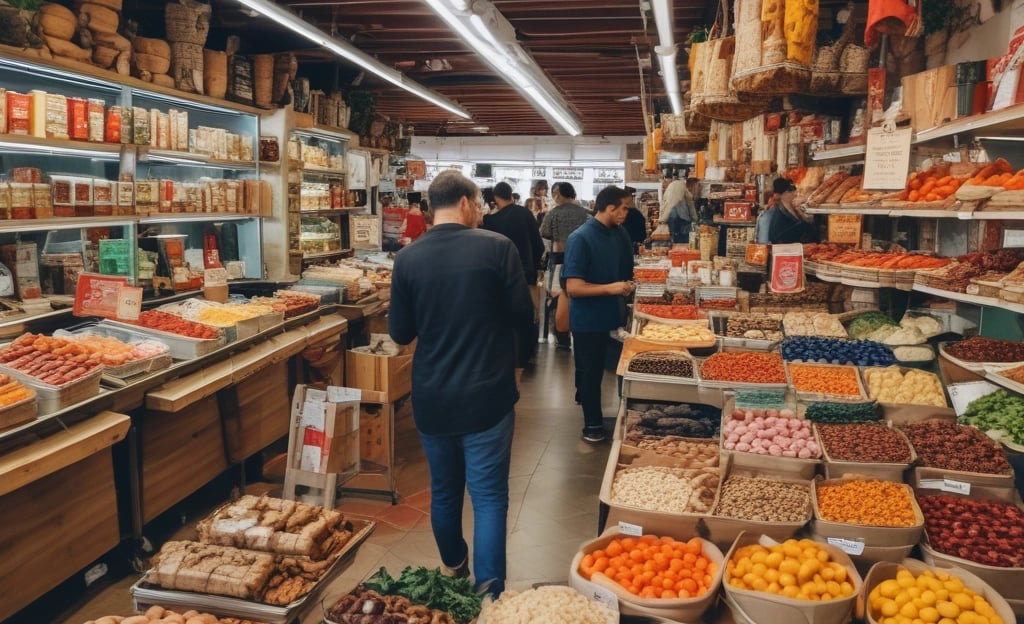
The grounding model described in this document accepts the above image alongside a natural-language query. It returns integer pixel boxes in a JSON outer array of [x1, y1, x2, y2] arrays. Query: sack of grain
[[204, 49, 228, 98], [37, 3, 77, 40], [252, 53, 274, 108], [73, 0, 122, 12], [77, 2, 119, 35], [273, 52, 297, 105], [91, 43, 118, 68], [134, 36, 170, 58], [165, 0, 210, 45], [42, 34, 91, 61], [135, 52, 171, 75], [171, 41, 203, 93]]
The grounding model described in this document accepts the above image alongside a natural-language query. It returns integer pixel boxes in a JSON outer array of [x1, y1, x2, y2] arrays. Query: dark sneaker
[[582, 429, 607, 443]]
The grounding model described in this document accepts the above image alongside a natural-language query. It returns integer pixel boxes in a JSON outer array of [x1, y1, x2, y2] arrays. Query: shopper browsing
[[659, 178, 699, 243], [563, 185, 635, 443], [759, 177, 818, 245], [621, 185, 648, 253], [483, 182, 545, 368], [388, 170, 534, 597], [539, 182, 590, 350]]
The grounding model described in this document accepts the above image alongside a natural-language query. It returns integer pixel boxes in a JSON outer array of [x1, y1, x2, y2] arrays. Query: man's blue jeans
[[418, 410, 515, 596]]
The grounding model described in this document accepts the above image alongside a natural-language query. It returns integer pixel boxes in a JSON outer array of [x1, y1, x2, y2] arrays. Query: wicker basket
[[171, 41, 203, 93], [840, 45, 869, 94], [203, 48, 227, 98], [730, 0, 813, 96], [691, 37, 772, 122], [165, 0, 210, 45], [252, 53, 274, 108], [273, 52, 297, 105]]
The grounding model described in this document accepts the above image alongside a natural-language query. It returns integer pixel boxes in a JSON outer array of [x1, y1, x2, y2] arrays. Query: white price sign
[[617, 521, 643, 537], [947, 381, 1000, 416], [863, 126, 913, 190], [826, 537, 865, 556], [115, 286, 143, 321], [918, 478, 973, 495]]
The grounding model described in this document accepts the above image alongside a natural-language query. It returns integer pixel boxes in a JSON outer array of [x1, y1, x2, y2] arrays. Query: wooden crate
[[901, 66, 958, 131]]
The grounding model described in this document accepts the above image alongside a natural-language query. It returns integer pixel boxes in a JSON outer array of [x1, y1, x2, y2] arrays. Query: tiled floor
[[54, 340, 619, 624]]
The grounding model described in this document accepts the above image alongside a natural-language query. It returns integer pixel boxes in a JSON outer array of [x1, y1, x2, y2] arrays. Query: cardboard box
[[912, 464, 1016, 491], [722, 532, 862, 624], [345, 345, 413, 403], [901, 66, 958, 131], [599, 441, 721, 538], [568, 528, 725, 622], [818, 423, 917, 482], [811, 478, 924, 547], [0, 242, 42, 299], [290, 385, 360, 475], [859, 559, 1016, 624]]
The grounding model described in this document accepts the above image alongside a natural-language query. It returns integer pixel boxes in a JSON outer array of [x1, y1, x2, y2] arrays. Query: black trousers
[[572, 331, 610, 431]]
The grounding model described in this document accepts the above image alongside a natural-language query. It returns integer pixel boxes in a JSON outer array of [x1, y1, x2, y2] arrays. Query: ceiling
[[189, 0, 711, 137]]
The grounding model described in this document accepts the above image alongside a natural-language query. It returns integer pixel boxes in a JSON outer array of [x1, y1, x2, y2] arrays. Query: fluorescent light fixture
[[423, 0, 583, 135], [0, 139, 121, 160], [232, 0, 471, 119], [651, 0, 684, 115]]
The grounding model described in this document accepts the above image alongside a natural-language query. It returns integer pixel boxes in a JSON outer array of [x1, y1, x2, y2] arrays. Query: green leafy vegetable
[[960, 389, 1024, 445], [364, 566, 483, 624], [846, 312, 897, 340]]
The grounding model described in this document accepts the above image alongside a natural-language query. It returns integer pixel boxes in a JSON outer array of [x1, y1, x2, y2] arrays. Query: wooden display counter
[[0, 308, 349, 621]]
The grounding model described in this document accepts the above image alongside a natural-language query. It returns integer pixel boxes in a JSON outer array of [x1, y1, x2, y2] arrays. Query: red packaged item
[[105, 106, 121, 143], [6, 92, 30, 135], [769, 243, 805, 293], [8, 167, 42, 183], [67, 97, 89, 141]]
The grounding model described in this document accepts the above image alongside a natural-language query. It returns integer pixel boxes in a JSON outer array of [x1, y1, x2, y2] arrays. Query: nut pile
[[631, 437, 720, 467], [725, 314, 784, 340], [714, 476, 811, 522], [944, 336, 1024, 363], [816, 423, 912, 463], [627, 351, 694, 377], [639, 321, 716, 344], [902, 420, 1012, 474], [863, 366, 946, 406], [610, 466, 719, 514], [624, 403, 720, 439]]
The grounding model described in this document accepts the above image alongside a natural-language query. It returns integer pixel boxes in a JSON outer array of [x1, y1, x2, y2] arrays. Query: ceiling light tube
[[423, 0, 583, 136], [651, 0, 684, 116], [232, 0, 471, 119]]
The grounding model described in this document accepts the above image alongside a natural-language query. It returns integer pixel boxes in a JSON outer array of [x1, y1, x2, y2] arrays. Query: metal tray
[[131, 519, 375, 624], [0, 365, 103, 415], [100, 319, 226, 360], [54, 326, 173, 379]]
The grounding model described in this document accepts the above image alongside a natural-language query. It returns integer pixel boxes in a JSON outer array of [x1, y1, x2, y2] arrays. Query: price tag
[[73, 273, 129, 318], [943, 479, 971, 495], [722, 202, 753, 222], [204, 268, 228, 287], [115, 286, 143, 321], [827, 214, 864, 245], [617, 521, 643, 537], [827, 537, 866, 556], [863, 126, 913, 190], [918, 479, 946, 490], [584, 586, 619, 612], [327, 386, 362, 403], [947, 381, 1001, 416]]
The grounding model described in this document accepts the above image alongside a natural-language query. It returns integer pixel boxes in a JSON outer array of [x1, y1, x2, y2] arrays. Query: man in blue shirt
[[562, 186, 635, 443], [389, 170, 533, 595]]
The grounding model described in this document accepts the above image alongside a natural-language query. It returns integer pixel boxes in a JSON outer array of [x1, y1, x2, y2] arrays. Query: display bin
[[811, 477, 924, 547], [809, 534, 914, 566], [257, 310, 286, 332], [54, 326, 173, 379], [786, 362, 868, 403], [599, 441, 721, 538], [858, 558, 1016, 624], [0, 365, 102, 415], [708, 310, 783, 351], [816, 423, 917, 482], [568, 528, 725, 623], [100, 319, 226, 360], [911, 464, 1017, 492], [721, 532, 863, 624], [702, 462, 813, 551], [0, 391, 37, 430]]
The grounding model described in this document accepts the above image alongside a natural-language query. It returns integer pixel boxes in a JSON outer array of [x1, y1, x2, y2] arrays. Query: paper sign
[[918, 478, 972, 495], [584, 586, 619, 612], [306, 388, 328, 403], [828, 214, 864, 244], [300, 400, 327, 431], [722, 202, 753, 222], [864, 126, 913, 190], [617, 521, 643, 537], [827, 537, 866, 556], [947, 380, 1001, 416], [73, 273, 129, 318], [98, 238, 132, 276], [115, 286, 143, 321], [327, 386, 362, 403], [204, 268, 228, 287]]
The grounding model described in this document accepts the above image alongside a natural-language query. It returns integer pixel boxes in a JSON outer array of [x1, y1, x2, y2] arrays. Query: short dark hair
[[429, 170, 478, 211], [531, 179, 548, 194], [553, 182, 576, 199], [773, 177, 797, 194], [493, 181, 513, 201], [594, 185, 630, 213], [623, 185, 637, 194]]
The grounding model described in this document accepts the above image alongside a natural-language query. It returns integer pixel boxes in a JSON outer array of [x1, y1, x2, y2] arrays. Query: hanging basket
[[840, 45, 870, 94], [729, 0, 814, 96], [660, 113, 709, 151], [165, 0, 211, 45], [691, 36, 771, 122], [807, 44, 842, 94]]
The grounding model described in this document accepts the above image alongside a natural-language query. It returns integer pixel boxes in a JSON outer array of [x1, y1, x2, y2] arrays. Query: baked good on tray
[[197, 494, 345, 559]]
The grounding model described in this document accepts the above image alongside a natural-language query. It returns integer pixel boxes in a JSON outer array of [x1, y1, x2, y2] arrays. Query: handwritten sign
[[828, 214, 864, 244], [73, 273, 128, 318], [722, 201, 753, 222], [827, 537, 866, 556], [864, 126, 913, 190], [115, 286, 143, 321], [947, 380, 1000, 416]]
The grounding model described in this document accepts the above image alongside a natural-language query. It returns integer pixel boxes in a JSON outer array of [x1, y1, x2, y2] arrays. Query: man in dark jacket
[[389, 170, 533, 597], [483, 182, 544, 367], [621, 185, 647, 253]]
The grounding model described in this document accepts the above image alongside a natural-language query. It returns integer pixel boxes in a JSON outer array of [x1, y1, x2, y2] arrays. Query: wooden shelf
[[299, 164, 346, 177], [811, 143, 867, 161]]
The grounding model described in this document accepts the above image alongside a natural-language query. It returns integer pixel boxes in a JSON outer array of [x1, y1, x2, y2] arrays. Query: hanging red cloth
[[865, 0, 922, 46]]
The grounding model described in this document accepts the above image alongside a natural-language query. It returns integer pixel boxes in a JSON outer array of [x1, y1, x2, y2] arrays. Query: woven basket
[[252, 53, 274, 108], [171, 41, 203, 93], [729, 0, 813, 96], [691, 37, 771, 122], [165, 0, 210, 45], [203, 48, 227, 98], [807, 44, 842, 94], [272, 52, 297, 104], [840, 45, 869, 94]]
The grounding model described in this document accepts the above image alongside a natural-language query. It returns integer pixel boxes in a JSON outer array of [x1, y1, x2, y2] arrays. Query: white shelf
[[138, 148, 258, 171], [915, 101, 1024, 143], [970, 210, 1024, 220], [811, 144, 867, 161], [0, 134, 122, 160], [293, 125, 355, 142], [912, 284, 1024, 313], [299, 164, 346, 177]]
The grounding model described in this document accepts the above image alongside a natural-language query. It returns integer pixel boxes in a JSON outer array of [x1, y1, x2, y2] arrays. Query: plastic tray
[[54, 327, 174, 379], [131, 520, 375, 624], [100, 319, 226, 360], [0, 365, 103, 415]]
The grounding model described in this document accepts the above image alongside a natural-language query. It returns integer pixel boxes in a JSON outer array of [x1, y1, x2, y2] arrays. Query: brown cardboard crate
[[345, 347, 412, 403], [811, 478, 924, 547], [359, 401, 393, 468], [901, 66, 958, 131]]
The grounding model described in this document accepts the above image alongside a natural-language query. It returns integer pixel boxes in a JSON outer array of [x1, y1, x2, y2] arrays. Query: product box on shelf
[[722, 532, 863, 624], [858, 558, 1016, 624], [345, 340, 413, 403], [0, 242, 42, 299], [901, 66, 958, 131], [599, 441, 721, 538], [289, 384, 360, 475], [568, 528, 725, 623]]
